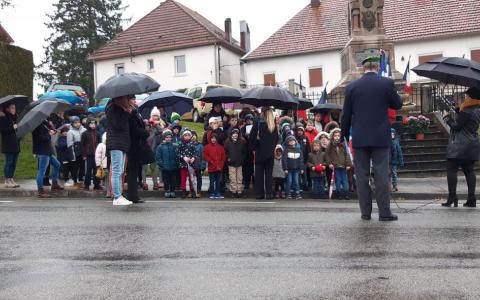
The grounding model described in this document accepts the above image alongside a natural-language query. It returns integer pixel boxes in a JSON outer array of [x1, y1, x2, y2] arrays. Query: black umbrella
[[138, 91, 193, 119], [0, 95, 29, 114], [16, 99, 72, 139], [310, 103, 343, 114], [240, 86, 299, 109], [94, 72, 160, 99], [296, 98, 313, 110], [412, 57, 480, 88], [199, 87, 246, 104]]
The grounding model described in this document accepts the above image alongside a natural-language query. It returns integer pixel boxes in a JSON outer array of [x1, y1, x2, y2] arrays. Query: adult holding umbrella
[[0, 95, 27, 188], [16, 100, 71, 198], [441, 87, 480, 208], [138, 90, 193, 122], [96, 72, 159, 206], [341, 56, 402, 221], [249, 107, 279, 200]]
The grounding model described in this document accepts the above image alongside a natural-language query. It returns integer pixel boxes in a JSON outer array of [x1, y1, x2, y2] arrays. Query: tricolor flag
[[403, 60, 412, 95], [379, 49, 391, 78], [319, 85, 328, 104]]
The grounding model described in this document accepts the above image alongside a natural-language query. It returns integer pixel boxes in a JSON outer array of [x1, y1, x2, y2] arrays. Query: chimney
[[311, 0, 320, 7], [240, 20, 251, 52], [224, 18, 232, 43]]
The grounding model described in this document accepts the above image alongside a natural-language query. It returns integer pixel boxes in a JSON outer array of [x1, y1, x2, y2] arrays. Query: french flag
[[403, 60, 412, 95]]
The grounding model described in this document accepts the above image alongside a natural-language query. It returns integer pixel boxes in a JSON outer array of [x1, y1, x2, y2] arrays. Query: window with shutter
[[309, 68, 323, 88], [471, 50, 480, 63], [418, 54, 442, 65], [264, 73, 276, 86]]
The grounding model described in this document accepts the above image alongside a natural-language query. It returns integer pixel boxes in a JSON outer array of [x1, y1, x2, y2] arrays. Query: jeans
[[447, 159, 476, 201], [312, 176, 326, 196], [286, 170, 300, 195], [209, 171, 221, 196], [390, 164, 398, 187], [3, 152, 19, 178], [36, 155, 60, 189], [84, 155, 100, 188], [110, 150, 126, 199], [334, 168, 349, 193]]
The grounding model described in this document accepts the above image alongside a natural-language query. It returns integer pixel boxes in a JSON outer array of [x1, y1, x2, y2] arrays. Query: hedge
[[0, 43, 34, 100]]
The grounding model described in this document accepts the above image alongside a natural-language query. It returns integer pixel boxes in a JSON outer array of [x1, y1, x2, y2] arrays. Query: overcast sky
[[0, 0, 308, 96]]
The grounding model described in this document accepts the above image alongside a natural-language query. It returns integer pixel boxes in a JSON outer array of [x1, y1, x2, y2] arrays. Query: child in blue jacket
[[191, 131, 206, 198], [156, 130, 178, 198]]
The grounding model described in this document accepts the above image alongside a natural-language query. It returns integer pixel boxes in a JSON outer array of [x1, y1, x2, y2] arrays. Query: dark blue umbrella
[[199, 87, 245, 104], [138, 91, 193, 119]]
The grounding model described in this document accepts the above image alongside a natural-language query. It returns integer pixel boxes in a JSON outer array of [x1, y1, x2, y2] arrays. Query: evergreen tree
[[38, 0, 128, 97]]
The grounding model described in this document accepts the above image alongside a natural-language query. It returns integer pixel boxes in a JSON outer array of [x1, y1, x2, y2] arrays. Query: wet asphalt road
[[0, 198, 479, 299]]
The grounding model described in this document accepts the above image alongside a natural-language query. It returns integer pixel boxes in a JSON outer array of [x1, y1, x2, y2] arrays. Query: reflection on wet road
[[0, 199, 479, 299]]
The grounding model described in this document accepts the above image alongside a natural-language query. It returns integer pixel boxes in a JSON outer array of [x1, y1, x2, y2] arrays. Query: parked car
[[186, 84, 229, 122], [38, 83, 89, 112]]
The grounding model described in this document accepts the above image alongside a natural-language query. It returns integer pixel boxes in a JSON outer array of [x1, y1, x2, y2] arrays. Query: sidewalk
[[0, 177, 477, 200]]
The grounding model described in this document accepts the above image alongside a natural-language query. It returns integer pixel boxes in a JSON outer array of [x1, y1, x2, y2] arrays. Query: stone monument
[[333, 0, 405, 92]]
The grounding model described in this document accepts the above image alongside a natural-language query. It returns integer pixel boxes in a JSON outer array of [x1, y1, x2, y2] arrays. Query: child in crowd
[[295, 122, 311, 191], [191, 131, 205, 198], [176, 128, 196, 198], [95, 133, 110, 197], [224, 128, 246, 198], [203, 133, 226, 199], [316, 131, 332, 191], [390, 128, 404, 192], [81, 118, 101, 191], [241, 114, 255, 190], [307, 139, 327, 199], [282, 135, 304, 199], [273, 145, 285, 199], [170, 112, 181, 126], [156, 130, 178, 198], [56, 126, 72, 186], [326, 128, 352, 200], [143, 107, 164, 191], [171, 123, 182, 147], [67, 116, 86, 189], [305, 119, 319, 145]]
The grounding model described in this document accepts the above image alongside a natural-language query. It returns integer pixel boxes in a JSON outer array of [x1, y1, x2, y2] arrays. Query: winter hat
[[311, 139, 321, 147], [209, 116, 221, 124], [171, 123, 182, 131], [181, 128, 192, 137], [285, 135, 297, 144], [60, 126, 70, 134], [330, 128, 341, 137], [295, 122, 305, 131], [275, 144, 284, 152], [466, 87, 480, 100], [150, 107, 161, 118], [171, 112, 181, 123], [87, 118, 97, 126], [162, 129, 173, 138], [231, 128, 240, 135], [244, 114, 254, 121], [70, 116, 80, 123]]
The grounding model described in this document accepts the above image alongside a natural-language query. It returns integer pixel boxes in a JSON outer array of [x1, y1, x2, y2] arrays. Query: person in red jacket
[[203, 133, 226, 199]]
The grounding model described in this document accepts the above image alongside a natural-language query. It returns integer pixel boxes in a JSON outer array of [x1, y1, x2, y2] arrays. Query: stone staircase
[[399, 116, 450, 178]]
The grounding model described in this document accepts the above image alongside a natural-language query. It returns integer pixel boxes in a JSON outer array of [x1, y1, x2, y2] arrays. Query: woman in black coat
[[442, 87, 480, 208], [249, 107, 279, 199], [126, 99, 154, 203], [0, 103, 20, 188]]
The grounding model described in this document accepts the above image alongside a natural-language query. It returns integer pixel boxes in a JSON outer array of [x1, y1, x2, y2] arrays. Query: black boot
[[181, 190, 188, 199], [442, 194, 458, 207], [464, 195, 477, 208], [343, 192, 350, 200]]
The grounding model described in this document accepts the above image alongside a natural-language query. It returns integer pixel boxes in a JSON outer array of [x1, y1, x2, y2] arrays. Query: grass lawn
[[0, 120, 205, 180]]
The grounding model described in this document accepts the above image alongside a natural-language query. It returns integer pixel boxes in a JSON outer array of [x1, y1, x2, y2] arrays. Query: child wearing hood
[[176, 128, 196, 198], [191, 131, 205, 198], [170, 123, 182, 147], [56, 126, 72, 185], [67, 116, 86, 189], [307, 139, 327, 199], [95, 132, 110, 197], [316, 131, 332, 191], [143, 107, 164, 190], [224, 128, 246, 198], [241, 114, 255, 190], [203, 133, 226, 199], [156, 130, 178, 198], [81, 118, 101, 191], [282, 135, 304, 199], [273, 145, 286, 199], [325, 128, 352, 200]]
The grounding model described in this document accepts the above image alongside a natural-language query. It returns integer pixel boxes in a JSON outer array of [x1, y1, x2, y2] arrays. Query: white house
[[243, 0, 480, 94], [89, 0, 250, 93]]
